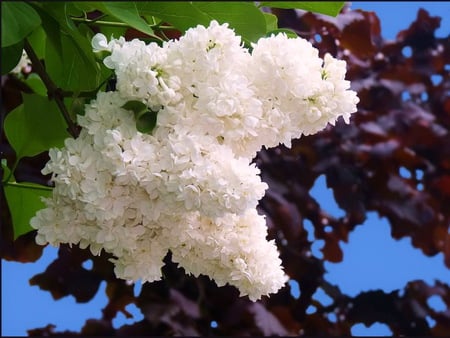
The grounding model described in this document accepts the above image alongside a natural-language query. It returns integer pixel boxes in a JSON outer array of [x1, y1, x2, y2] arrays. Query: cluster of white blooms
[[31, 20, 358, 301]]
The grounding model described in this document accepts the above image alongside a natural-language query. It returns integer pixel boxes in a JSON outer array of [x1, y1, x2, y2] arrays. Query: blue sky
[[2, 2, 450, 336]]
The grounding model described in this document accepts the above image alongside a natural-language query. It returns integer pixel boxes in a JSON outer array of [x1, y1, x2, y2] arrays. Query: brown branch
[[23, 39, 80, 138]]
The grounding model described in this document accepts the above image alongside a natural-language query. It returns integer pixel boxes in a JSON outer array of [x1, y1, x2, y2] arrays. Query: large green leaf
[[98, 2, 155, 36], [24, 73, 47, 96], [1, 41, 24, 75], [32, 2, 106, 91], [191, 2, 267, 43], [32, 3, 63, 61], [73, 2, 99, 13], [266, 28, 299, 39], [2, 156, 50, 240], [43, 20, 110, 92], [64, 2, 85, 17], [263, 12, 279, 33], [4, 94, 70, 160], [4, 181, 52, 239], [260, 2, 345, 17], [135, 2, 211, 33], [1, 2, 41, 47], [45, 32, 94, 91], [136, 2, 267, 44], [78, 22, 113, 89], [27, 25, 47, 60]]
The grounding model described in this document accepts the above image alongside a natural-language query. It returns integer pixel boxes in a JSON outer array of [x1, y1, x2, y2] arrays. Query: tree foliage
[[1, 2, 450, 336]]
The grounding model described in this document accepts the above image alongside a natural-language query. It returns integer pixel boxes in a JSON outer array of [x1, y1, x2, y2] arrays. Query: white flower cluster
[[31, 21, 358, 301]]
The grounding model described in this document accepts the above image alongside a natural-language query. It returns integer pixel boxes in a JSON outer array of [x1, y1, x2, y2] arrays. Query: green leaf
[[34, 2, 107, 91], [73, 2, 98, 13], [64, 2, 85, 18], [1, 2, 41, 47], [70, 97, 88, 116], [99, 2, 155, 36], [135, 2, 211, 33], [27, 25, 47, 60], [24, 73, 47, 96], [260, 2, 345, 17], [1, 41, 24, 75], [263, 12, 278, 33], [138, 2, 267, 43], [44, 27, 99, 92], [4, 181, 52, 239], [2, 149, 50, 240], [191, 2, 267, 44], [266, 28, 299, 39], [4, 94, 70, 160], [33, 4, 63, 61], [121, 100, 157, 134], [1, 158, 11, 183], [95, 15, 128, 41], [135, 110, 157, 134], [122, 100, 147, 114]]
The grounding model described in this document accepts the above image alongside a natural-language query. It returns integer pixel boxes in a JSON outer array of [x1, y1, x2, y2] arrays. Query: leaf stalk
[[23, 39, 80, 138]]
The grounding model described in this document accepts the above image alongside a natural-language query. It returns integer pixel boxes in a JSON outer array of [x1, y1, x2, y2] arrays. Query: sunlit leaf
[[136, 1, 210, 32], [99, 2, 155, 36], [191, 2, 267, 43], [135, 2, 211, 32], [137, 2, 267, 43], [3, 181, 52, 239], [266, 28, 299, 38], [260, 2, 345, 17], [4, 94, 70, 160], [263, 12, 279, 33]]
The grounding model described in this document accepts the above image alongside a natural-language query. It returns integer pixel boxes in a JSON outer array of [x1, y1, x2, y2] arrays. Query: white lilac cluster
[[31, 21, 359, 301]]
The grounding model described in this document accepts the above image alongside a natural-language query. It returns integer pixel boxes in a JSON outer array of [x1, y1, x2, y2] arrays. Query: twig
[[72, 17, 130, 27], [72, 16, 176, 31], [4, 181, 53, 192], [71, 17, 167, 43], [23, 39, 80, 138]]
